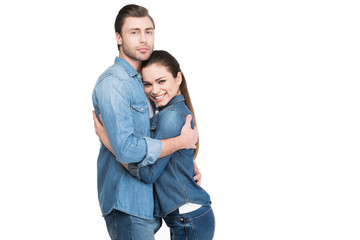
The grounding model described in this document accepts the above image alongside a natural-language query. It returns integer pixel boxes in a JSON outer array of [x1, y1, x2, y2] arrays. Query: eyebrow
[[155, 77, 166, 81], [129, 27, 154, 31], [143, 77, 166, 84]]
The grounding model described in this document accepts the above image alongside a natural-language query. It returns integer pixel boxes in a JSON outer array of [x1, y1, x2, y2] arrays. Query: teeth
[[154, 94, 165, 100]]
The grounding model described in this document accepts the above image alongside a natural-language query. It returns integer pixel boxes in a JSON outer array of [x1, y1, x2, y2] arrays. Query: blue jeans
[[104, 209, 162, 240], [164, 205, 215, 240]]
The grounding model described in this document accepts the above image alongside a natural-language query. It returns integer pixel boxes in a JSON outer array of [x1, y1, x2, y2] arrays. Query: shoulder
[[160, 100, 192, 118], [158, 110, 185, 128], [152, 110, 185, 139], [96, 63, 131, 87], [94, 64, 133, 93], [169, 101, 193, 127], [173, 101, 192, 119], [94, 75, 129, 95]]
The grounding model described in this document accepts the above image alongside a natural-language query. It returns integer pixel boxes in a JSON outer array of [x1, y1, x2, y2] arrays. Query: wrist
[[175, 134, 186, 150]]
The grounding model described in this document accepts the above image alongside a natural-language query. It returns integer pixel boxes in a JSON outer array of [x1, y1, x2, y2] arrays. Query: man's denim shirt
[[92, 57, 162, 219], [129, 95, 211, 217]]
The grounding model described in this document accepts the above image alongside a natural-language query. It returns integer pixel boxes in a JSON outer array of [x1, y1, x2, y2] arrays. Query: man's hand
[[193, 161, 202, 185], [159, 115, 198, 158], [179, 115, 198, 149]]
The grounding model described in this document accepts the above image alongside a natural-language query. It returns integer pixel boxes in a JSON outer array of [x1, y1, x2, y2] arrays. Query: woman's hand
[[92, 110, 113, 154], [193, 161, 202, 186], [92, 111, 129, 170]]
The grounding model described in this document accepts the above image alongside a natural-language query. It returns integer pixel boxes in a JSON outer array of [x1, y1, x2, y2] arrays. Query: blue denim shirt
[[129, 95, 211, 217], [92, 57, 162, 219]]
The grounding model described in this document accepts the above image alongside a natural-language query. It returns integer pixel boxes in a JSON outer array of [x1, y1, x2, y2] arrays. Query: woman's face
[[142, 63, 182, 107]]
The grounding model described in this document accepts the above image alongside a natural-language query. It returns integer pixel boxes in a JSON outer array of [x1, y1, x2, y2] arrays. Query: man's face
[[117, 17, 155, 63]]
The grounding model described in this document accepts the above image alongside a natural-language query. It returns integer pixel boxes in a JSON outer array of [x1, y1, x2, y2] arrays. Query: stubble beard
[[122, 43, 153, 62]]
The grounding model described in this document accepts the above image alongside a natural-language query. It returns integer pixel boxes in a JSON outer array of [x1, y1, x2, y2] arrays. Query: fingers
[[179, 114, 198, 149], [92, 111, 98, 122], [185, 114, 192, 126], [192, 125, 199, 149], [92, 110, 96, 121], [193, 161, 202, 185], [92, 111, 97, 128], [92, 111, 101, 128], [193, 174, 202, 186], [99, 114, 104, 125], [193, 125, 199, 138]]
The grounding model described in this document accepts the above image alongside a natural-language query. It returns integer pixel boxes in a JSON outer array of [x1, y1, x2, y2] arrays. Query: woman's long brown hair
[[142, 50, 199, 159]]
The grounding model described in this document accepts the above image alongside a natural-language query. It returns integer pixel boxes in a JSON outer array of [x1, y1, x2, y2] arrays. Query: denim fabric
[[164, 205, 215, 240], [129, 95, 211, 217], [104, 209, 162, 240], [92, 57, 162, 219]]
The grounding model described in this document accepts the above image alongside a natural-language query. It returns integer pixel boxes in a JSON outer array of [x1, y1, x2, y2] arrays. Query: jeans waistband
[[165, 205, 212, 221]]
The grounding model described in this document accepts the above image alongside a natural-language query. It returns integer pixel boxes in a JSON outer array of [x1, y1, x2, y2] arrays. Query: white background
[[1, 0, 359, 239]]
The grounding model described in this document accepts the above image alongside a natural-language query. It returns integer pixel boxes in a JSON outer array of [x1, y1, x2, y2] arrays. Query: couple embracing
[[92, 4, 215, 240]]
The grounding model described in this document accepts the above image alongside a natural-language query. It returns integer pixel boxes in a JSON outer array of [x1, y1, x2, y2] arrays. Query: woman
[[94, 50, 215, 240]]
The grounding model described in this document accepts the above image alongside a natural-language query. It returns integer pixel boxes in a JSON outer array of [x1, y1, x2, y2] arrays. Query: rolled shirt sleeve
[[139, 136, 162, 167]]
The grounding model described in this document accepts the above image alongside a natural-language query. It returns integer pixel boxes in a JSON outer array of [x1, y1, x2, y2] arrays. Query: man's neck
[[119, 52, 141, 72]]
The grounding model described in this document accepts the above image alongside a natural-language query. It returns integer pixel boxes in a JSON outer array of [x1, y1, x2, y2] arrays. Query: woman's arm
[[133, 111, 190, 184]]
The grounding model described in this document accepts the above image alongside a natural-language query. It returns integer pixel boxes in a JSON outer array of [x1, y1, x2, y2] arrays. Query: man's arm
[[129, 111, 185, 183], [93, 110, 198, 161], [93, 110, 201, 183], [93, 77, 198, 166], [128, 111, 200, 184], [94, 77, 160, 164]]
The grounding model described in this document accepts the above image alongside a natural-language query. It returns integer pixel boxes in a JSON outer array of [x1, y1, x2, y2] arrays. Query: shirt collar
[[158, 95, 185, 111], [114, 57, 141, 78]]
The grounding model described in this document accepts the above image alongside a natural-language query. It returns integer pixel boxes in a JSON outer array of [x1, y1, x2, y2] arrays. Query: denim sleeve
[[129, 110, 186, 184], [94, 76, 161, 164]]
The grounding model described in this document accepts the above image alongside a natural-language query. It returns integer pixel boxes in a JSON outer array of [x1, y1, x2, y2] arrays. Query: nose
[[151, 84, 160, 95], [139, 32, 146, 44]]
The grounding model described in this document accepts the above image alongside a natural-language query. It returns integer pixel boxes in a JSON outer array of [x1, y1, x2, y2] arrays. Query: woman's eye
[[159, 80, 166, 84]]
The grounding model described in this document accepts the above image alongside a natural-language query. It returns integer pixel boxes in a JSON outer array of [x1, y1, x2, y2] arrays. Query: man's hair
[[114, 4, 155, 50]]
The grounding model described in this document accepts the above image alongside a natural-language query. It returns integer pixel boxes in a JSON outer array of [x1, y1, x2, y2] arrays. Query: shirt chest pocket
[[131, 102, 150, 136]]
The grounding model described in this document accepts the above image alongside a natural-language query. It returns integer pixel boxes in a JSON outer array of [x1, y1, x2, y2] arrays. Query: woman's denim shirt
[[129, 95, 211, 217]]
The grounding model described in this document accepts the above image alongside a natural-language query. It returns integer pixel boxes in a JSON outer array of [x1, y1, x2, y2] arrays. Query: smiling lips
[[151, 93, 166, 102]]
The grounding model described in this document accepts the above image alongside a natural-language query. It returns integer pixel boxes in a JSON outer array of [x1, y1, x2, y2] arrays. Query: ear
[[176, 72, 182, 86], [115, 32, 122, 46]]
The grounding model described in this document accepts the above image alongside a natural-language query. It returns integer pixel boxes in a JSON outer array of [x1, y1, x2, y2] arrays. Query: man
[[92, 4, 200, 240]]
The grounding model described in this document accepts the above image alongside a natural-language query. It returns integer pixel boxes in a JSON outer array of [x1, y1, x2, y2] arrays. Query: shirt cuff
[[137, 137, 161, 167]]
